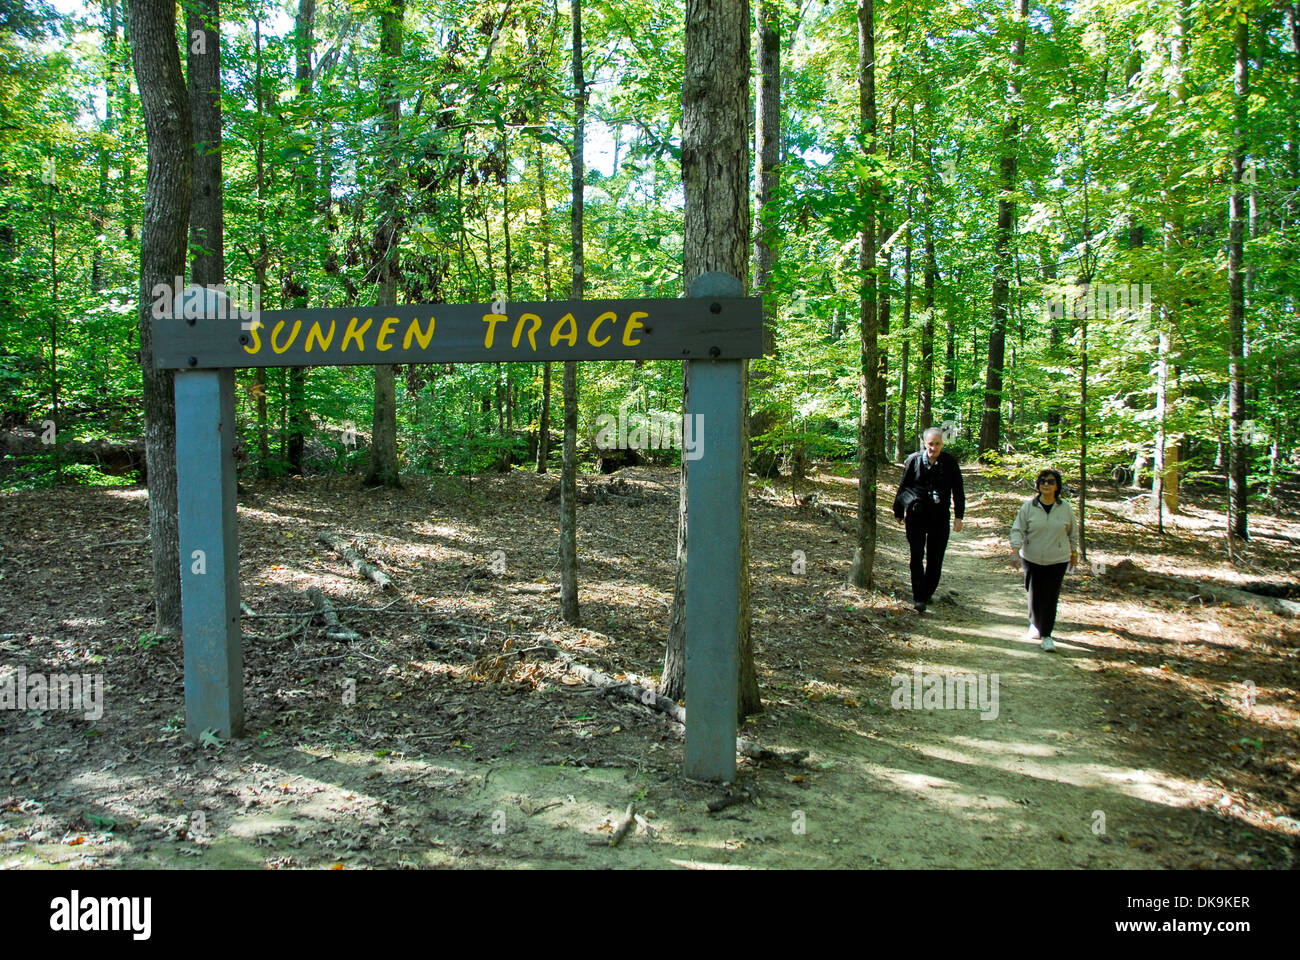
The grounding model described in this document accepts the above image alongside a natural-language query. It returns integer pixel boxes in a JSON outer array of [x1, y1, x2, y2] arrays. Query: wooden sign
[[168, 272, 752, 783], [153, 296, 763, 369]]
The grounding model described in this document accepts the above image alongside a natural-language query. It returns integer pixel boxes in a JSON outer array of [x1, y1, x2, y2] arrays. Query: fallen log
[[1194, 582, 1300, 618], [1092, 504, 1157, 530], [1, 429, 146, 480], [1104, 559, 1300, 617], [505, 583, 560, 595], [819, 504, 856, 534], [306, 587, 362, 641], [556, 655, 808, 765], [318, 531, 393, 590], [799, 493, 857, 535]]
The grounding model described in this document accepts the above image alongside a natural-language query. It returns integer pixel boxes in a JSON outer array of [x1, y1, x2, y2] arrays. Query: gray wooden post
[[174, 368, 243, 738], [684, 271, 743, 781]]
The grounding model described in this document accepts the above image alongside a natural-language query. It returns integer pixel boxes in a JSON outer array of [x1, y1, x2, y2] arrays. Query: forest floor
[[1, 462, 1298, 869]]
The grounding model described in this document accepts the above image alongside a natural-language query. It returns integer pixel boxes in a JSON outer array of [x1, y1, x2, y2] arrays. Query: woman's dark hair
[[1035, 468, 1065, 496]]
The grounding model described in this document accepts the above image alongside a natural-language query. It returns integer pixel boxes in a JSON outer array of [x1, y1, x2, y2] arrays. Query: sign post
[[683, 272, 743, 782], [158, 284, 761, 776], [175, 367, 243, 738]]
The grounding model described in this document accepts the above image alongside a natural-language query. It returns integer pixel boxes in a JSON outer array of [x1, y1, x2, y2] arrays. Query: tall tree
[[365, 0, 404, 488], [129, 0, 192, 636], [663, 0, 760, 719], [286, 0, 316, 475], [749, 0, 781, 475], [752, 0, 779, 356], [1227, 4, 1250, 540], [534, 143, 553, 473], [187, 0, 222, 290], [559, 0, 582, 624], [897, 205, 912, 455], [1153, 0, 1190, 525], [251, 9, 270, 478], [920, 162, 937, 431], [978, 0, 1029, 458], [849, 0, 882, 588], [918, 40, 937, 432], [92, 0, 118, 291]]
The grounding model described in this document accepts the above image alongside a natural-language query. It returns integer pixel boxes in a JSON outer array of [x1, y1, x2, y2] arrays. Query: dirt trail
[[3, 476, 1293, 869], [753, 503, 1265, 869]]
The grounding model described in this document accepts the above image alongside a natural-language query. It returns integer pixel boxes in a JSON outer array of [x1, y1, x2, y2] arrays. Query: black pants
[[905, 509, 950, 602], [1022, 558, 1069, 636]]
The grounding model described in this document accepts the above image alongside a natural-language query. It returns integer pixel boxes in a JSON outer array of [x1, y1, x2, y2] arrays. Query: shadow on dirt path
[[762, 504, 1292, 868], [2, 474, 1295, 869]]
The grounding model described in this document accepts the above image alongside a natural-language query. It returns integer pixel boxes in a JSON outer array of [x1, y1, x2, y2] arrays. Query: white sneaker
[[1026, 624, 1041, 640], [1040, 636, 1056, 652]]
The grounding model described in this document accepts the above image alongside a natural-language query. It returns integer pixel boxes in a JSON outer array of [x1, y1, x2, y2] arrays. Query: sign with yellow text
[[153, 297, 762, 369]]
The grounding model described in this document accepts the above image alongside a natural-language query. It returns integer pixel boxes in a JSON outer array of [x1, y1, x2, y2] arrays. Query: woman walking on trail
[[1010, 468, 1078, 652]]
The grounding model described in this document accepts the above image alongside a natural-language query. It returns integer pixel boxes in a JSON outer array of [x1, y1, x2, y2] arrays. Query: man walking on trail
[[894, 426, 965, 613]]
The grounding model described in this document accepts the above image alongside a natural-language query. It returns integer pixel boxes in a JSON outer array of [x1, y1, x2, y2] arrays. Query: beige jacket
[[1010, 496, 1078, 565]]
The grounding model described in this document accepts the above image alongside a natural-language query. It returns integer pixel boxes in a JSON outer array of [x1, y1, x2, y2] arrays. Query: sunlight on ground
[[861, 764, 1019, 812], [667, 859, 756, 870], [100, 489, 147, 502], [905, 740, 1213, 808]]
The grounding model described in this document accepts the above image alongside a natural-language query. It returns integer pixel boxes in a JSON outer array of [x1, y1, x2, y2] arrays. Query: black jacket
[[896, 450, 965, 521]]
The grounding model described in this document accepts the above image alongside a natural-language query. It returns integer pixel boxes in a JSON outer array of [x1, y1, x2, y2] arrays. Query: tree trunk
[[285, 0, 316, 476], [978, 0, 1028, 459], [1227, 12, 1249, 540], [366, 0, 404, 488], [48, 177, 60, 476], [559, 0, 584, 624], [876, 194, 892, 462], [253, 12, 270, 478], [943, 298, 956, 408], [185, 0, 224, 525], [875, 105, 896, 462], [1290, 5, 1300, 231], [897, 191, 912, 456], [503, 135, 514, 436], [1037, 242, 1063, 446], [1078, 299, 1088, 564], [0, 172, 14, 340], [849, 0, 881, 589], [664, 0, 759, 720], [753, 0, 779, 361], [187, 0, 223, 288], [119, 8, 135, 245], [748, 0, 781, 475], [1154, 7, 1187, 524], [129, 0, 192, 637], [535, 143, 553, 473], [93, 0, 117, 291], [920, 154, 936, 431]]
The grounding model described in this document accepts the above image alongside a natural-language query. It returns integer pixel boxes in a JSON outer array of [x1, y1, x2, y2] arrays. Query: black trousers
[[1022, 558, 1069, 636], [905, 509, 950, 602]]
